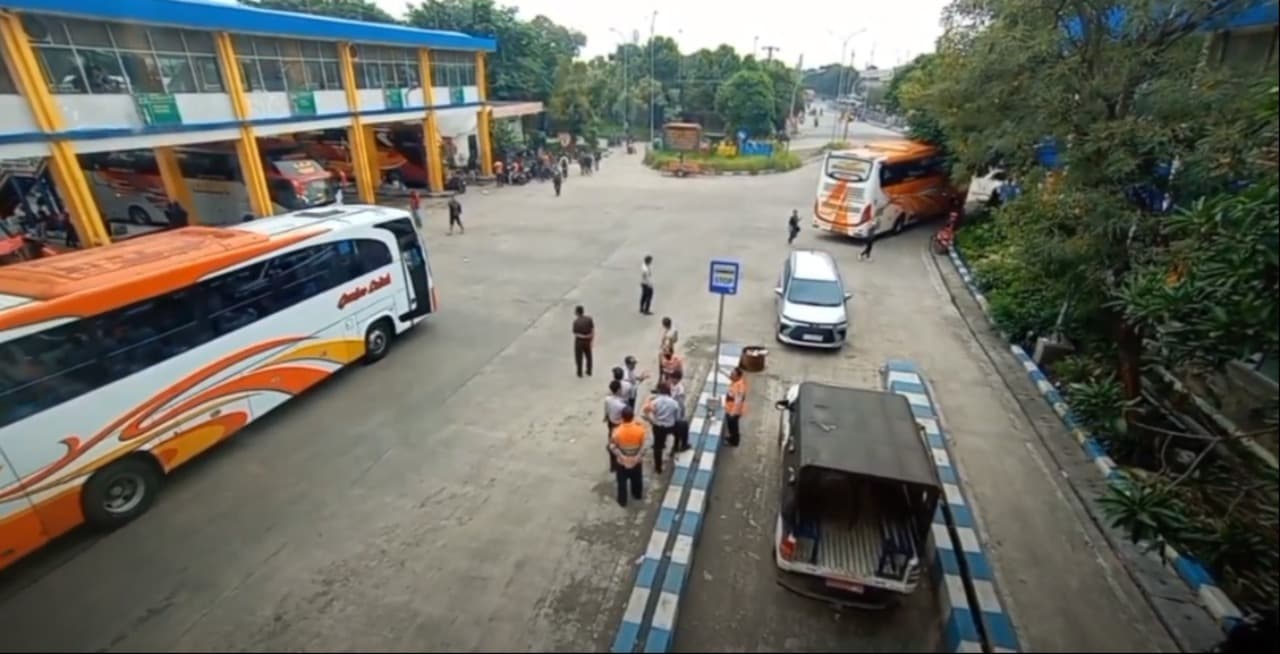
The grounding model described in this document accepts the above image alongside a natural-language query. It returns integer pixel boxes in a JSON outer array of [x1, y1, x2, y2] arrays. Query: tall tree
[[715, 69, 776, 137]]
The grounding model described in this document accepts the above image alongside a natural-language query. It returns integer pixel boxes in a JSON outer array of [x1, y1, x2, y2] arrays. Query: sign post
[[707, 259, 740, 399]]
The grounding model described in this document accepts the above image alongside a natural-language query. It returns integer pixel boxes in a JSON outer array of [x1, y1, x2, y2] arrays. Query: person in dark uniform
[[447, 196, 464, 235], [572, 305, 594, 377]]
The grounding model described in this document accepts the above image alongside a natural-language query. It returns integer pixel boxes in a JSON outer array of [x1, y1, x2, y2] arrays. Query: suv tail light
[[780, 534, 797, 561]]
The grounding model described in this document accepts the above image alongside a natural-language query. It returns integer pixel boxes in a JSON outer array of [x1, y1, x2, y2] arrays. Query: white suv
[[775, 250, 851, 349]]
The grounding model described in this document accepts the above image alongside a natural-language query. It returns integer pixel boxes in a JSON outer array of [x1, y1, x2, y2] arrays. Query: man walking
[[723, 367, 747, 447], [643, 382, 682, 473], [447, 196, 464, 235], [552, 168, 563, 197], [572, 305, 594, 377], [409, 190, 423, 228], [609, 407, 647, 507], [858, 220, 879, 260], [639, 255, 654, 315], [787, 209, 800, 244], [623, 355, 649, 410]]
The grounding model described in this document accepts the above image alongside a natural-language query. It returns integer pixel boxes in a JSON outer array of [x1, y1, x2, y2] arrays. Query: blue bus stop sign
[[708, 259, 740, 295]]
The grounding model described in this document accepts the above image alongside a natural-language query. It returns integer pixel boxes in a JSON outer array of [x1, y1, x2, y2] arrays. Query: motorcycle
[[445, 170, 467, 193]]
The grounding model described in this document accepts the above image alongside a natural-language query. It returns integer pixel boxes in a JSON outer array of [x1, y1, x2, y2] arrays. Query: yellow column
[[362, 123, 381, 187], [338, 43, 377, 204], [419, 48, 444, 193], [474, 52, 493, 177], [214, 32, 273, 217], [0, 12, 110, 247], [154, 146, 198, 224]]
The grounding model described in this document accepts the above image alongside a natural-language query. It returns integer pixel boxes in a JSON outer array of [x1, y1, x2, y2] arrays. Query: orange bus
[[0, 205, 436, 570], [813, 140, 960, 238]]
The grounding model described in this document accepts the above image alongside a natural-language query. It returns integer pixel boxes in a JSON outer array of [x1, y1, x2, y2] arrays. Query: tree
[[883, 53, 935, 114], [907, 0, 1268, 400], [246, 0, 399, 23], [681, 45, 741, 127], [405, 0, 584, 103], [715, 69, 776, 137], [547, 59, 599, 143]]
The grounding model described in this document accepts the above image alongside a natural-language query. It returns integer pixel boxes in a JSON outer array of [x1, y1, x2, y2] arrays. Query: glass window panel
[[148, 27, 186, 52], [0, 59, 15, 94], [380, 62, 398, 87], [80, 49, 129, 93], [431, 60, 444, 86], [192, 55, 224, 92], [182, 30, 216, 54], [278, 39, 304, 61], [400, 63, 420, 88], [156, 53, 196, 93], [35, 46, 86, 93], [66, 19, 114, 48], [281, 58, 306, 90], [239, 57, 263, 91], [21, 15, 70, 45], [107, 24, 150, 51], [118, 50, 165, 93], [299, 40, 322, 60], [321, 61, 342, 90], [232, 34, 254, 56], [258, 58, 287, 92], [314, 42, 338, 61], [303, 61, 324, 91], [252, 37, 281, 58]]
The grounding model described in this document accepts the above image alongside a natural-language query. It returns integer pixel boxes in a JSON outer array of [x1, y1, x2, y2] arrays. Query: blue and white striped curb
[[884, 359, 1021, 653], [946, 245, 1244, 630], [612, 343, 742, 653]]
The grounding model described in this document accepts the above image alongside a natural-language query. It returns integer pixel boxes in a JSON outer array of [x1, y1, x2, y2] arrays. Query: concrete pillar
[[154, 146, 198, 223], [215, 32, 273, 217], [338, 43, 377, 204], [419, 48, 445, 193]]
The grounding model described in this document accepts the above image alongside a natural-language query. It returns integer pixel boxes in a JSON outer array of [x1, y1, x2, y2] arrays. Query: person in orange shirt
[[723, 367, 747, 447], [659, 346, 684, 386], [609, 407, 648, 507]]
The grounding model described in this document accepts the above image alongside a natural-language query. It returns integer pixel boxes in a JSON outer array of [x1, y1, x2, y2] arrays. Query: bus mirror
[[774, 286, 783, 296]]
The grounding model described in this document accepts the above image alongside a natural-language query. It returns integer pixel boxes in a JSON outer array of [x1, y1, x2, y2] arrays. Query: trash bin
[[739, 346, 768, 373]]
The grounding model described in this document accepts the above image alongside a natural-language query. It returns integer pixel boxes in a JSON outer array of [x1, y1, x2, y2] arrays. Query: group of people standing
[[573, 293, 750, 508]]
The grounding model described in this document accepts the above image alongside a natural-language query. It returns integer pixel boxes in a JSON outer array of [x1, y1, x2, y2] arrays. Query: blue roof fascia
[[1062, 1, 1277, 41], [0, 0, 497, 52]]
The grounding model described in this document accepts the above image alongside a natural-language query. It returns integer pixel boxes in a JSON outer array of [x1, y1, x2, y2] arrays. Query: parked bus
[[293, 128, 432, 188], [80, 141, 335, 227], [0, 205, 435, 571], [813, 140, 960, 239]]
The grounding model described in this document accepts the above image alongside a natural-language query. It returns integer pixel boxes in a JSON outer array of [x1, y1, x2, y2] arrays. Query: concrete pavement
[[0, 130, 1173, 652]]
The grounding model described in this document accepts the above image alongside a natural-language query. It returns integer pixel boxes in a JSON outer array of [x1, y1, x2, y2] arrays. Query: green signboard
[[449, 86, 466, 105], [383, 87, 405, 110], [288, 90, 317, 117], [134, 94, 182, 126]]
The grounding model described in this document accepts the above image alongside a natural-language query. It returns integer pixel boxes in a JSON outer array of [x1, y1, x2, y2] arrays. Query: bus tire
[[82, 455, 162, 529], [892, 216, 907, 234], [363, 319, 394, 364]]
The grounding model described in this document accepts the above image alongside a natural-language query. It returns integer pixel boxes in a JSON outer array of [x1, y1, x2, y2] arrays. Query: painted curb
[[945, 245, 1244, 631], [612, 343, 742, 653], [885, 359, 1022, 653]]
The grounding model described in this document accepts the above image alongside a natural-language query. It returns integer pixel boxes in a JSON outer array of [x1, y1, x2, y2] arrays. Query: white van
[[775, 250, 851, 348]]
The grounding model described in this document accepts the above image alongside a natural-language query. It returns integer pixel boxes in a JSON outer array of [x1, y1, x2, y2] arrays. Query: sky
[[368, 0, 950, 70]]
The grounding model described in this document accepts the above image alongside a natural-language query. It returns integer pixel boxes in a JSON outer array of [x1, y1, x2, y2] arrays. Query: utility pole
[[786, 54, 805, 134], [648, 10, 657, 146], [752, 35, 759, 57], [761, 45, 780, 62]]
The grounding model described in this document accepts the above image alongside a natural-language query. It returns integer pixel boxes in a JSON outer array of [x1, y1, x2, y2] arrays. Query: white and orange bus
[[0, 205, 435, 570], [813, 140, 960, 239]]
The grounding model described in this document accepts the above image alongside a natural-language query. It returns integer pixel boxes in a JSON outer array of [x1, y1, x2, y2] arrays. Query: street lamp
[[610, 27, 630, 134], [828, 29, 866, 141]]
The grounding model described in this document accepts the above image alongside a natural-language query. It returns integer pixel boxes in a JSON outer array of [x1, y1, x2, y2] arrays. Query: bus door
[[376, 218, 433, 320], [0, 446, 47, 566]]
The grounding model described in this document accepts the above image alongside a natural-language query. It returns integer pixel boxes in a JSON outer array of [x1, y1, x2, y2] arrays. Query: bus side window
[[354, 238, 392, 274], [98, 290, 203, 384], [201, 260, 275, 337], [0, 320, 108, 429]]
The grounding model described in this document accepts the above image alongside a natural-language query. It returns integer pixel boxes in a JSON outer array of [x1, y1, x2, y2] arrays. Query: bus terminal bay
[[2, 2, 1191, 653]]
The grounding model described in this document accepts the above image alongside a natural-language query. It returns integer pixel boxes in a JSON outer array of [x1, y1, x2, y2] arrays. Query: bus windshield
[[824, 155, 874, 183]]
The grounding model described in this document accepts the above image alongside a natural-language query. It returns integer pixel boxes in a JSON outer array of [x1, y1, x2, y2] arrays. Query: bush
[[645, 150, 802, 174]]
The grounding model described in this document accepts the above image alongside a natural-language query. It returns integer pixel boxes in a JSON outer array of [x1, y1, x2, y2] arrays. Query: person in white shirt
[[622, 355, 650, 410], [612, 366, 634, 410], [643, 382, 682, 474], [604, 379, 628, 471], [668, 370, 690, 452], [639, 255, 654, 315]]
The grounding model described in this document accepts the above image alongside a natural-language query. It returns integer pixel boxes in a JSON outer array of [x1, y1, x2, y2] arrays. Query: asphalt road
[[0, 117, 1173, 653]]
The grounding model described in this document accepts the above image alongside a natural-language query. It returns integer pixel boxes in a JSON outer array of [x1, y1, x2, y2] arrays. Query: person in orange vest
[[723, 366, 747, 447], [609, 406, 648, 506]]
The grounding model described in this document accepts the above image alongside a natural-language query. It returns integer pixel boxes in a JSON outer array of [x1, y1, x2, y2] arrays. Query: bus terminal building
[[0, 0, 536, 247]]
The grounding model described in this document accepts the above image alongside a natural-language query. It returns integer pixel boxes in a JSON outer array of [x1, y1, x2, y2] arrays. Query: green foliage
[[644, 151, 801, 173], [1100, 478, 1192, 550], [802, 64, 858, 99], [1067, 377, 1130, 439], [246, 0, 397, 23], [1112, 178, 1280, 373], [715, 69, 776, 137], [1050, 354, 1109, 386], [405, 0, 585, 104]]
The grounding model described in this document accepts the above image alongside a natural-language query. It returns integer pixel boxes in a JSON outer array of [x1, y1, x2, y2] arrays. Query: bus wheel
[[128, 206, 152, 225], [82, 456, 162, 529], [363, 319, 394, 364], [892, 216, 907, 234]]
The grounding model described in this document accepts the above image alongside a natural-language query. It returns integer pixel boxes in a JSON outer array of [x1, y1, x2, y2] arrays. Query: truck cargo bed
[[793, 474, 919, 582]]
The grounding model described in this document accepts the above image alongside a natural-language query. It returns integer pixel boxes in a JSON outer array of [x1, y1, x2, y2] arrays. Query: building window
[[0, 59, 16, 94], [430, 50, 476, 88], [21, 14, 224, 95], [354, 45, 420, 89], [233, 36, 341, 92]]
